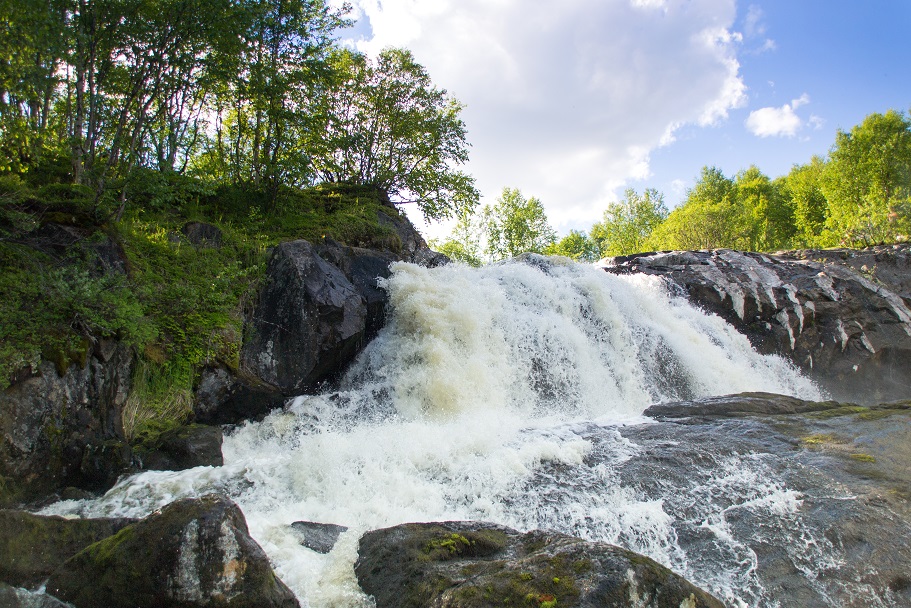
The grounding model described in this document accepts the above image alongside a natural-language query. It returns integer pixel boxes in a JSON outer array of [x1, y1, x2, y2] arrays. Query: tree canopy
[[0, 0, 477, 220]]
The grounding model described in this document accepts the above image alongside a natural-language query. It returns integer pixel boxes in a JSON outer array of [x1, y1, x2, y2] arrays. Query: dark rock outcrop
[[375, 208, 449, 268], [356, 521, 723, 608], [45, 494, 299, 608], [315, 238, 399, 340], [241, 240, 368, 396], [134, 423, 223, 471], [193, 365, 287, 425], [290, 521, 348, 554], [602, 246, 911, 403], [0, 510, 135, 588], [0, 340, 133, 507]]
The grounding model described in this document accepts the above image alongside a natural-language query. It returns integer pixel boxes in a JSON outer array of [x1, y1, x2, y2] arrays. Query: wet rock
[[0, 584, 74, 608], [602, 247, 911, 403], [46, 494, 299, 608], [315, 238, 399, 340], [642, 391, 856, 420], [562, 392, 911, 606], [0, 340, 134, 507], [356, 521, 723, 608], [134, 424, 223, 471], [0, 510, 135, 588], [193, 365, 287, 425], [241, 240, 368, 395], [290, 521, 348, 554]]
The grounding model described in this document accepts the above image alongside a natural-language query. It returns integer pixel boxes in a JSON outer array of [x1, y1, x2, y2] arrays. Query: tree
[[545, 230, 600, 262], [734, 165, 794, 251], [590, 188, 668, 257], [780, 156, 830, 247], [482, 187, 556, 260], [648, 167, 740, 251], [429, 207, 483, 266], [821, 109, 911, 246], [313, 48, 479, 221]]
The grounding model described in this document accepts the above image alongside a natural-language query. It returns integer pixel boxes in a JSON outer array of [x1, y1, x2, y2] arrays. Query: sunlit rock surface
[[356, 521, 724, 608], [603, 245, 911, 403]]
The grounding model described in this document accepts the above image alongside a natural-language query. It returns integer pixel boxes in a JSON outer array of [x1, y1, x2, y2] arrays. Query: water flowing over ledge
[[43, 257, 850, 606]]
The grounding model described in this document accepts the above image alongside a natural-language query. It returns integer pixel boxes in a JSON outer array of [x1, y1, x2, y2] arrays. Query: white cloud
[[348, 0, 746, 233], [745, 94, 811, 138]]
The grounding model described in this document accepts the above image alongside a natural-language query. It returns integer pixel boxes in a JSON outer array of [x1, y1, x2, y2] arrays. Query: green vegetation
[[0, 0, 477, 441], [435, 109, 911, 262], [0, 175, 404, 439]]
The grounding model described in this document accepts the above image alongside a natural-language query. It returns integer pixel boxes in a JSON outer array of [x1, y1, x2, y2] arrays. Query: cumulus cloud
[[343, 0, 746, 232], [745, 94, 811, 138]]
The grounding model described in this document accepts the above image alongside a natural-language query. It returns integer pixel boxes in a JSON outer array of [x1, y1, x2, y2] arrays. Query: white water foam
[[43, 258, 827, 606]]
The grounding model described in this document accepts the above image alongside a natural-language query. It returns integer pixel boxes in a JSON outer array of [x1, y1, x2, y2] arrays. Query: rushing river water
[[44, 257, 828, 606]]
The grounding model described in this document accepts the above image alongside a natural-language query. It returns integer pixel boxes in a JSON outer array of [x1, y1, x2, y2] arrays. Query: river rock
[[193, 365, 287, 425], [0, 340, 133, 507], [45, 494, 299, 608], [356, 521, 723, 608], [290, 521, 348, 554], [241, 240, 368, 395], [602, 246, 911, 404], [134, 423, 223, 471], [0, 510, 135, 588]]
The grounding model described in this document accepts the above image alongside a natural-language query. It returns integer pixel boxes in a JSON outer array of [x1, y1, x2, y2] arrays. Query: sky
[[331, 0, 911, 239]]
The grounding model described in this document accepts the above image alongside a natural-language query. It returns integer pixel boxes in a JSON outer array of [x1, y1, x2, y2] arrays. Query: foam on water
[[42, 258, 828, 606]]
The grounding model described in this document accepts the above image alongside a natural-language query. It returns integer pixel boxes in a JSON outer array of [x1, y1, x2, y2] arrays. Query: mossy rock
[[45, 494, 299, 607], [356, 521, 723, 608], [0, 509, 135, 588]]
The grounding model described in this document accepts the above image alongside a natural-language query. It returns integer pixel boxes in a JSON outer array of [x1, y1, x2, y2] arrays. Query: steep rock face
[[45, 494, 299, 608], [603, 246, 911, 403], [0, 340, 133, 507], [240, 240, 368, 395], [356, 521, 723, 608]]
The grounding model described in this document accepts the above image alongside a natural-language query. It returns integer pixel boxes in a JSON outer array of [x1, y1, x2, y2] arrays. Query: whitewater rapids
[[43, 257, 825, 606]]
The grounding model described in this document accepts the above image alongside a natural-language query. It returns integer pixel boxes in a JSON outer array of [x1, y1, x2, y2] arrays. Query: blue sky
[[334, 0, 911, 238]]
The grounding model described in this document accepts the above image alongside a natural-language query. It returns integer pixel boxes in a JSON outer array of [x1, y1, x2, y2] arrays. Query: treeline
[[436, 109, 911, 264], [0, 0, 477, 219]]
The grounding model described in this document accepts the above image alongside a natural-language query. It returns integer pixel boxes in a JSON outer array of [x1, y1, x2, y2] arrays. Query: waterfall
[[43, 257, 826, 607]]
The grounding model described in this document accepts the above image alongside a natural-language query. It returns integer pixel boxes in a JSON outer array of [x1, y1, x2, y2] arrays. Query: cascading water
[[43, 257, 831, 607]]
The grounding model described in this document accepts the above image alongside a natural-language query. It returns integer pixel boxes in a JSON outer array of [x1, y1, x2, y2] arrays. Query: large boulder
[[0, 340, 133, 507], [45, 494, 299, 608], [192, 365, 286, 425], [0, 510, 135, 588], [241, 240, 368, 395], [356, 521, 723, 608], [602, 246, 911, 403]]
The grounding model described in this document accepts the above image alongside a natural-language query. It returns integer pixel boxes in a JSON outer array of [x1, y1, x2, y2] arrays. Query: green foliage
[[779, 156, 831, 247], [429, 208, 483, 266], [314, 48, 479, 221], [590, 188, 667, 257], [483, 188, 556, 260], [648, 167, 740, 251], [734, 165, 795, 251], [821, 109, 911, 246], [544, 230, 600, 262]]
